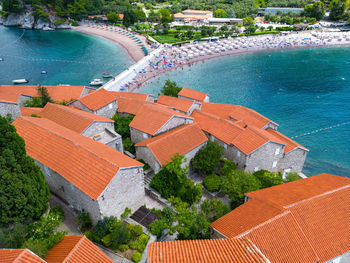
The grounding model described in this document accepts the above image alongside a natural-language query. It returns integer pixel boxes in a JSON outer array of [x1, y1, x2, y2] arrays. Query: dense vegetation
[[111, 113, 135, 153], [0, 206, 66, 258], [24, 86, 53, 108], [83, 216, 149, 263], [0, 116, 49, 226], [159, 79, 182, 97]]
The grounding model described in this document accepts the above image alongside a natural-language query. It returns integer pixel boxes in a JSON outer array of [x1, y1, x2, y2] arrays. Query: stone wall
[[0, 102, 21, 120], [277, 148, 308, 174], [82, 122, 114, 137], [105, 128, 124, 152], [130, 127, 151, 144], [95, 101, 118, 118], [17, 95, 32, 107], [183, 142, 208, 171], [135, 146, 161, 173], [156, 116, 191, 135], [37, 161, 102, 223], [325, 251, 350, 263], [245, 141, 285, 173], [98, 167, 145, 219], [69, 100, 94, 113], [210, 227, 227, 239]]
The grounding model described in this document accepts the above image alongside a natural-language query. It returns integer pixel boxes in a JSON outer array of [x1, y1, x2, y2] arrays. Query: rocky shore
[[0, 5, 71, 30]]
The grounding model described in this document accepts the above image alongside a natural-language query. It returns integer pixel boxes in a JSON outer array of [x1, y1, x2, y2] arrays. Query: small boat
[[0, 58, 3, 61], [41, 71, 47, 74], [89, 79, 103, 86], [102, 72, 113, 78], [13, 79, 28, 84]]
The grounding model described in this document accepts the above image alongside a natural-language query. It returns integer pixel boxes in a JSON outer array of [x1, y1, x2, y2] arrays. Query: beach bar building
[[13, 116, 144, 223]]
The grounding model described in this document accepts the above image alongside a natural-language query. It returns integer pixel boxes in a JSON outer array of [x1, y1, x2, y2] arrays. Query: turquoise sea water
[[139, 47, 350, 177], [0, 26, 132, 85]]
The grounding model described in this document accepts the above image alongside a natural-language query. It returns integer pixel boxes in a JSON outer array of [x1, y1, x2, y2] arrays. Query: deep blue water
[[0, 26, 132, 85], [139, 47, 350, 177]]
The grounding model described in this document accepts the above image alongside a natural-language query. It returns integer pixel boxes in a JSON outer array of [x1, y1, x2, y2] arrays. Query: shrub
[[71, 20, 79, 26], [220, 159, 236, 176], [109, 221, 131, 250], [138, 234, 150, 245], [148, 219, 168, 238], [203, 174, 222, 192], [137, 243, 146, 253], [123, 137, 135, 154], [131, 252, 142, 263], [54, 19, 65, 26], [121, 207, 132, 219], [101, 234, 112, 247], [284, 172, 300, 182], [253, 170, 283, 189], [77, 211, 92, 231], [118, 244, 129, 252], [191, 141, 224, 175], [130, 224, 143, 238], [129, 241, 138, 250]]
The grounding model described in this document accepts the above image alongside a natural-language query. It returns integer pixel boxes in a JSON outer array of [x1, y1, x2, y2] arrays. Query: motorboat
[[41, 71, 47, 74], [12, 79, 28, 84], [89, 79, 103, 86], [0, 58, 3, 61], [102, 72, 113, 78]]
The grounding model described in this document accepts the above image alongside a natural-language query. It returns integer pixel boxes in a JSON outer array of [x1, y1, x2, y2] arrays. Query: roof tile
[[77, 89, 116, 111], [157, 95, 195, 113], [177, 87, 208, 102], [0, 249, 45, 263]]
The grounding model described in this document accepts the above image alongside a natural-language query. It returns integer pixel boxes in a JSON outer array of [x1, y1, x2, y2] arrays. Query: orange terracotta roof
[[45, 235, 112, 263], [39, 103, 112, 134], [77, 88, 116, 111], [147, 237, 267, 263], [211, 199, 283, 238], [192, 110, 243, 145], [178, 88, 208, 102], [13, 117, 142, 200], [201, 103, 277, 129], [0, 85, 85, 103], [20, 107, 42, 117], [0, 91, 23, 103], [266, 128, 308, 153], [246, 173, 350, 208], [182, 9, 213, 14], [117, 97, 150, 115], [130, 104, 191, 135], [109, 91, 149, 101], [244, 211, 319, 263], [0, 249, 45, 263], [135, 124, 208, 165], [212, 173, 350, 263], [157, 95, 195, 113]]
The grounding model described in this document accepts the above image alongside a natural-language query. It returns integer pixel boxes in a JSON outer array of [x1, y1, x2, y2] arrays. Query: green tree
[[160, 79, 182, 97], [191, 141, 224, 175], [214, 9, 228, 18], [329, 0, 346, 21], [134, 9, 146, 22], [221, 169, 261, 208], [303, 1, 325, 20], [243, 16, 254, 26], [107, 12, 120, 23], [0, 116, 50, 226], [111, 114, 134, 138], [2, 0, 22, 13], [0, 223, 27, 248], [123, 9, 137, 27], [200, 198, 231, 222], [24, 85, 53, 108], [203, 174, 222, 192], [160, 8, 173, 24], [148, 10, 160, 23], [253, 170, 283, 189], [284, 172, 301, 182]]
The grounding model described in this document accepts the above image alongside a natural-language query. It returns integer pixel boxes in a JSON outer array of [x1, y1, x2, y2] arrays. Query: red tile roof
[[157, 95, 195, 113], [135, 124, 208, 165], [20, 107, 42, 117], [0, 249, 45, 263], [266, 128, 308, 153], [147, 237, 268, 263], [201, 103, 276, 129], [13, 117, 142, 200], [211, 174, 350, 263], [109, 91, 150, 101], [130, 104, 191, 136], [116, 97, 150, 115], [39, 103, 112, 134], [45, 236, 112, 263], [178, 87, 208, 102], [0, 85, 86, 103], [0, 91, 22, 103], [77, 88, 116, 111]]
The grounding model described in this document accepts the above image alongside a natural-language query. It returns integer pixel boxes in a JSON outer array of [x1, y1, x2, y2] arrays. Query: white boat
[[12, 79, 28, 84], [0, 58, 3, 61], [102, 72, 113, 78], [41, 71, 47, 74], [89, 79, 103, 86]]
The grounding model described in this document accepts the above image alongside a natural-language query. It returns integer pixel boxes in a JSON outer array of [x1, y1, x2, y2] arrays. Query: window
[[210, 135, 214, 142], [143, 133, 148, 139], [254, 167, 259, 172], [237, 151, 241, 157], [275, 148, 280, 155], [43, 166, 50, 176], [70, 184, 75, 191], [272, 161, 278, 168], [108, 103, 113, 109], [224, 143, 227, 149]]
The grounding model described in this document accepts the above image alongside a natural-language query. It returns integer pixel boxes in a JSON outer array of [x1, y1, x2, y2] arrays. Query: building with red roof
[[157, 95, 200, 115], [13, 116, 144, 223], [129, 103, 193, 144], [135, 123, 208, 173], [0, 85, 90, 120], [210, 173, 350, 263], [0, 249, 46, 263], [177, 87, 209, 103]]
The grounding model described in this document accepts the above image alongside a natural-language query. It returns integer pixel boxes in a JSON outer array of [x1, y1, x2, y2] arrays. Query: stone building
[[69, 88, 118, 118], [192, 110, 308, 174], [177, 87, 210, 103], [109, 91, 155, 102], [129, 104, 193, 144], [210, 173, 350, 263], [135, 123, 208, 173], [13, 116, 144, 223], [0, 85, 90, 120], [39, 103, 123, 152], [157, 95, 201, 115]]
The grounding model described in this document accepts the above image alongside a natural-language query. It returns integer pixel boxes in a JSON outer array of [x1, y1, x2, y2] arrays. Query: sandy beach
[[73, 25, 152, 62]]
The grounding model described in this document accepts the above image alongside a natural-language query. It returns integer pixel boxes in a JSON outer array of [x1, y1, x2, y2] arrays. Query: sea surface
[[139, 47, 350, 177], [0, 25, 133, 85]]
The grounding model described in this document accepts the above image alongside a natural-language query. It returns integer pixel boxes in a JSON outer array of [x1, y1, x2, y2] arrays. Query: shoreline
[[72, 25, 151, 63]]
